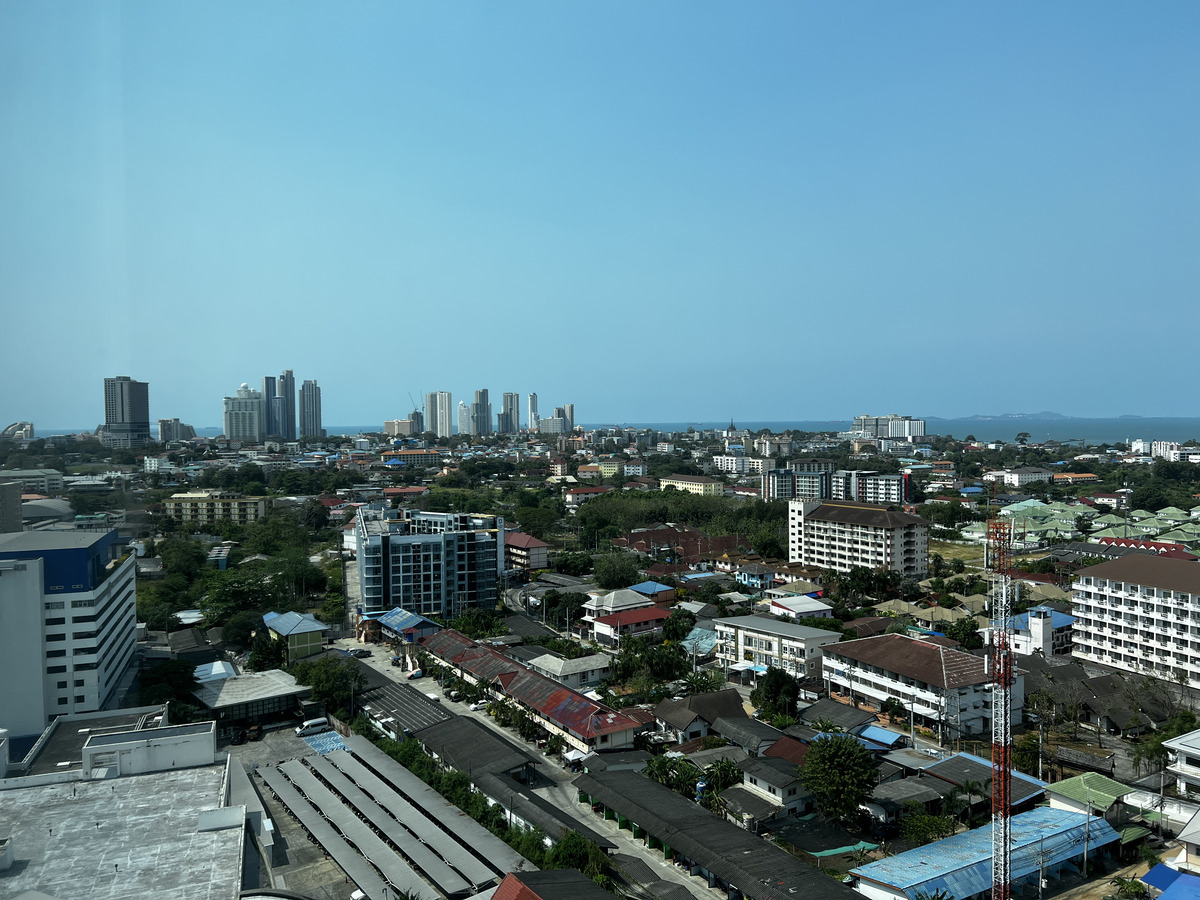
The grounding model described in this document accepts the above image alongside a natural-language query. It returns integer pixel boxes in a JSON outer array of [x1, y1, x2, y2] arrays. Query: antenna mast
[[989, 516, 1014, 900]]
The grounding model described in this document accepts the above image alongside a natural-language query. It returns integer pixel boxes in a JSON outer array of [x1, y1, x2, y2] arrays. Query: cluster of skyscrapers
[[222, 370, 323, 443], [404, 391, 573, 439]]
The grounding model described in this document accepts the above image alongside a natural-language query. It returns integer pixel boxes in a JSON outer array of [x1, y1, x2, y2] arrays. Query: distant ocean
[[39, 416, 1200, 446]]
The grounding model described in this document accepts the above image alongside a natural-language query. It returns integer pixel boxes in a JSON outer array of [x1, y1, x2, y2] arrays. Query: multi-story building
[[852, 414, 926, 440], [983, 467, 1054, 487], [299, 379, 322, 438], [457, 401, 470, 436], [384, 411, 424, 437], [157, 418, 196, 442], [498, 392, 520, 434], [0, 468, 64, 493], [0, 481, 21, 533], [354, 508, 503, 617], [789, 458, 837, 475], [527, 393, 539, 432], [277, 369, 297, 440], [562, 404, 574, 430], [261, 375, 279, 437], [102, 376, 151, 448], [714, 615, 842, 681], [788, 499, 929, 577], [659, 474, 723, 496], [830, 470, 908, 504], [762, 469, 829, 502], [0, 530, 137, 737], [754, 435, 793, 458], [822, 633, 1024, 740], [539, 416, 568, 435], [1071, 555, 1200, 681], [505, 532, 549, 573], [471, 389, 492, 436], [222, 383, 265, 442], [163, 491, 270, 526], [425, 391, 453, 438], [713, 455, 771, 476]]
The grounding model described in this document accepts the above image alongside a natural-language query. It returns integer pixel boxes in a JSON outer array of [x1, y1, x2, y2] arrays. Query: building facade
[[471, 389, 492, 436], [299, 379, 323, 439], [789, 500, 929, 577], [660, 474, 723, 496], [823, 634, 1024, 739], [276, 369, 297, 440], [424, 391, 453, 438], [830, 470, 908, 505], [1071, 555, 1200, 681], [498, 392, 520, 434], [163, 491, 270, 525], [762, 469, 829, 502], [0, 530, 137, 737], [527, 393, 538, 432], [714, 615, 843, 681], [222, 383, 265, 442], [355, 508, 503, 617], [102, 376, 151, 448]]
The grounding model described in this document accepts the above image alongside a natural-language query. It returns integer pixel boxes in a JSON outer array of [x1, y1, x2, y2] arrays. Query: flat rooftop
[[0, 764, 243, 900], [25, 709, 159, 777]]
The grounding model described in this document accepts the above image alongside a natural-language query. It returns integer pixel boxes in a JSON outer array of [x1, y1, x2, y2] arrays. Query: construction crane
[[988, 516, 1014, 900]]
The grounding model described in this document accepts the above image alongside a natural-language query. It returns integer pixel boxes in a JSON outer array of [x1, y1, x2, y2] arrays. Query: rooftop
[[803, 499, 927, 529], [0, 764, 243, 900], [1076, 554, 1200, 595], [714, 614, 843, 642], [192, 668, 308, 709], [824, 634, 989, 689]]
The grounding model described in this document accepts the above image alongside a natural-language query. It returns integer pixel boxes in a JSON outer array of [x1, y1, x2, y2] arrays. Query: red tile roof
[[593, 607, 670, 628], [505, 531, 549, 550]]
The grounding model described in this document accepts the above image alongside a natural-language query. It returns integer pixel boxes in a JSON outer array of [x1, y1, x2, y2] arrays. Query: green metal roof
[[1046, 771, 1133, 813]]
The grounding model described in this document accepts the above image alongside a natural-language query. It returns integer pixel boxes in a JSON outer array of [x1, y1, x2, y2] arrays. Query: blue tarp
[[850, 808, 1120, 900], [1144, 863, 1183, 891], [1160, 873, 1200, 900]]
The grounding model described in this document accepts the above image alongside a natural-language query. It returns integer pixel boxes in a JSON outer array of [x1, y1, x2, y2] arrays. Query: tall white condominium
[[426, 391, 453, 438], [471, 389, 492, 435], [499, 392, 520, 434], [299, 380, 323, 439], [528, 392, 539, 432], [0, 530, 137, 739], [457, 401, 470, 436], [102, 376, 151, 448], [563, 403, 574, 430], [222, 383, 265, 442], [277, 369, 297, 440]]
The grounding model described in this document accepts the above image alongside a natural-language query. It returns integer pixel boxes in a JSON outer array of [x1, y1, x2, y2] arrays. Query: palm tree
[[847, 846, 874, 867], [958, 778, 985, 821], [705, 758, 743, 793], [814, 718, 842, 734], [914, 890, 953, 900], [1108, 876, 1150, 899]]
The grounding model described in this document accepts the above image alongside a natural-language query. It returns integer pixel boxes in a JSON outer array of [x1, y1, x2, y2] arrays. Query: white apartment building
[[0, 531, 137, 738], [714, 615, 843, 681], [1071, 555, 1200, 681], [713, 455, 771, 476], [982, 467, 1054, 487], [788, 499, 929, 578], [822, 634, 1024, 740], [830, 470, 908, 505]]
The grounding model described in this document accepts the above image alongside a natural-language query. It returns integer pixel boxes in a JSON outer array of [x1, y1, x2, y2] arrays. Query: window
[[75, 679, 84, 687], [75, 695, 85, 703], [57, 681, 67, 689], [46, 665, 67, 674], [57, 697, 68, 705], [45, 617, 66, 626]]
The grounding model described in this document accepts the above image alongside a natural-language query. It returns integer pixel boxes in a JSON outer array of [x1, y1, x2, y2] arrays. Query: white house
[[714, 615, 843, 681]]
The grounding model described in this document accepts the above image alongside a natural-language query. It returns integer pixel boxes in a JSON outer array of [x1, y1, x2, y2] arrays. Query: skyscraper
[[471, 389, 492, 436], [222, 383, 265, 442], [425, 391, 453, 438], [457, 402, 470, 436], [277, 369, 297, 440], [563, 403, 574, 431], [102, 376, 151, 448], [262, 376, 281, 437], [528, 393, 539, 432], [498, 392, 520, 434], [299, 380, 323, 439]]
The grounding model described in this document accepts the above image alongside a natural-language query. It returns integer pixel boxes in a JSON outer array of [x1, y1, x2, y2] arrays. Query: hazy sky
[[2, 3, 1197, 431]]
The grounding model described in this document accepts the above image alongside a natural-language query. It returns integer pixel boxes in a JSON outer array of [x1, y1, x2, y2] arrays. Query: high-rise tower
[[499, 393, 520, 434], [277, 369, 297, 440], [528, 393, 539, 432], [223, 383, 265, 442], [471, 389, 491, 436], [426, 391, 453, 438], [299, 380, 323, 439], [262, 375, 279, 437], [102, 376, 151, 448]]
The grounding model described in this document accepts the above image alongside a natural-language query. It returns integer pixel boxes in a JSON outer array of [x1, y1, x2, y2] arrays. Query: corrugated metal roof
[[850, 807, 1119, 899]]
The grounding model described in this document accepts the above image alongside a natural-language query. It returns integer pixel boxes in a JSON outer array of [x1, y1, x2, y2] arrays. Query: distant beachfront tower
[[102, 376, 151, 448], [222, 383, 265, 442], [426, 391, 453, 438], [299, 380, 323, 439]]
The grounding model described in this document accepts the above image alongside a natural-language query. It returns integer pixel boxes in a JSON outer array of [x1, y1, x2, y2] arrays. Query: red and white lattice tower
[[988, 517, 1014, 900]]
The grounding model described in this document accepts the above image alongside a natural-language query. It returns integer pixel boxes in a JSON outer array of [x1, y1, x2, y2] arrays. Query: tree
[[290, 655, 367, 716], [592, 552, 642, 589], [898, 801, 956, 846], [222, 610, 262, 651], [801, 734, 876, 824], [662, 608, 697, 642], [139, 659, 200, 708], [749, 666, 800, 719], [944, 617, 984, 651]]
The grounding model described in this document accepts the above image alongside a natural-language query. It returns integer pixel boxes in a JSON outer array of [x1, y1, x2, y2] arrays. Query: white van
[[295, 717, 330, 737]]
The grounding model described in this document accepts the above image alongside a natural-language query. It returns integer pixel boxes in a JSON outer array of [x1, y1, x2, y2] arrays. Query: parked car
[[349, 648, 371, 658], [407, 669, 423, 680], [469, 701, 488, 711], [390, 656, 403, 667], [247, 724, 263, 741], [425, 693, 441, 703]]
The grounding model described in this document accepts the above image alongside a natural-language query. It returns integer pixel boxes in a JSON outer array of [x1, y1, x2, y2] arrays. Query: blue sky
[[1, 3, 1197, 431]]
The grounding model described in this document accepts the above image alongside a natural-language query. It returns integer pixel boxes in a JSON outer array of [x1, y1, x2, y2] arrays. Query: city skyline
[[2, 4, 1197, 428]]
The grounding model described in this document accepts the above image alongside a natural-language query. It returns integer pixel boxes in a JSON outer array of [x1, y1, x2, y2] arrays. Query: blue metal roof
[[263, 610, 329, 636], [378, 607, 437, 634], [630, 580, 674, 594], [1161, 873, 1200, 900], [1144, 863, 1183, 891], [856, 725, 905, 747], [850, 808, 1119, 900]]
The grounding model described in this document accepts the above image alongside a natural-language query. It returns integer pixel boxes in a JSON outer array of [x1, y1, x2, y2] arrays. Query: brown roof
[[1077, 554, 1200, 594], [505, 531, 549, 550], [805, 499, 927, 529], [824, 633, 988, 688]]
